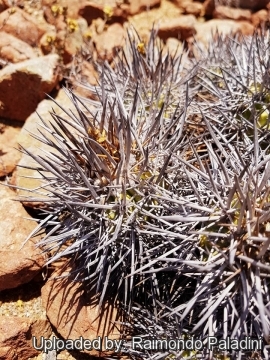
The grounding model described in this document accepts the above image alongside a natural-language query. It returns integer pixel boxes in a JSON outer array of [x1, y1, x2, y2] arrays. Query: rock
[[41, 262, 121, 357], [62, 18, 88, 64], [183, 1, 203, 16], [194, 19, 254, 45], [128, 0, 161, 15], [0, 0, 8, 12], [165, 37, 184, 57], [0, 54, 59, 121], [214, 5, 252, 21], [216, 0, 269, 11], [0, 185, 45, 291], [158, 15, 197, 41], [42, 0, 90, 20], [13, 89, 80, 205], [251, 9, 269, 26], [0, 7, 47, 46], [78, 1, 128, 25], [93, 23, 126, 62], [0, 32, 38, 64], [44, 0, 161, 19], [68, 60, 99, 98], [173, 0, 203, 16], [202, 0, 215, 16], [0, 119, 22, 177], [0, 316, 51, 359], [39, 31, 58, 55], [40, 17, 88, 63], [237, 21, 255, 35]]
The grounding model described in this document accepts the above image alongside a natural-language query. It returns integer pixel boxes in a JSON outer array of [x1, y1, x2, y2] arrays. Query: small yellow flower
[[97, 130, 107, 143], [103, 5, 113, 19], [67, 18, 78, 32], [46, 34, 55, 45], [17, 299, 23, 308], [51, 4, 64, 17], [84, 31, 92, 41], [137, 42, 146, 55]]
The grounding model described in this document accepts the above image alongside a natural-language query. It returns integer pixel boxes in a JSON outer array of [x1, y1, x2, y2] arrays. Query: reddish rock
[[41, 262, 121, 356], [202, 0, 215, 16], [0, 119, 21, 177], [62, 18, 88, 64], [165, 37, 184, 57], [195, 19, 254, 44], [14, 89, 82, 205], [0, 7, 47, 46], [78, 1, 128, 25], [0, 54, 59, 121], [214, 5, 252, 21], [0, 0, 8, 12], [0, 32, 38, 64], [158, 15, 197, 41], [0, 316, 51, 359], [183, 2, 203, 16], [78, 0, 161, 23], [0, 186, 45, 291], [69, 60, 99, 98], [93, 23, 126, 62], [237, 21, 255, 35], [217, 0, 269, 11], [43, 4, 67, 31], [39, 31, 57, 55], [251, 9, 269, 26], [173, 0, 203, 16], [128, 0, 161, 15]]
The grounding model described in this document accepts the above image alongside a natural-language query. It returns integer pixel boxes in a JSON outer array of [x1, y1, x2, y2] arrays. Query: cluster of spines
[[20, 28, 270, 359]]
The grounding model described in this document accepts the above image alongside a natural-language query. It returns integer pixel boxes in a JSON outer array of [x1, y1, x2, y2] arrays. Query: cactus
[[19, 27, 270, 359], [20, 28, 195, 310], [118, 30, 270, 360]]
